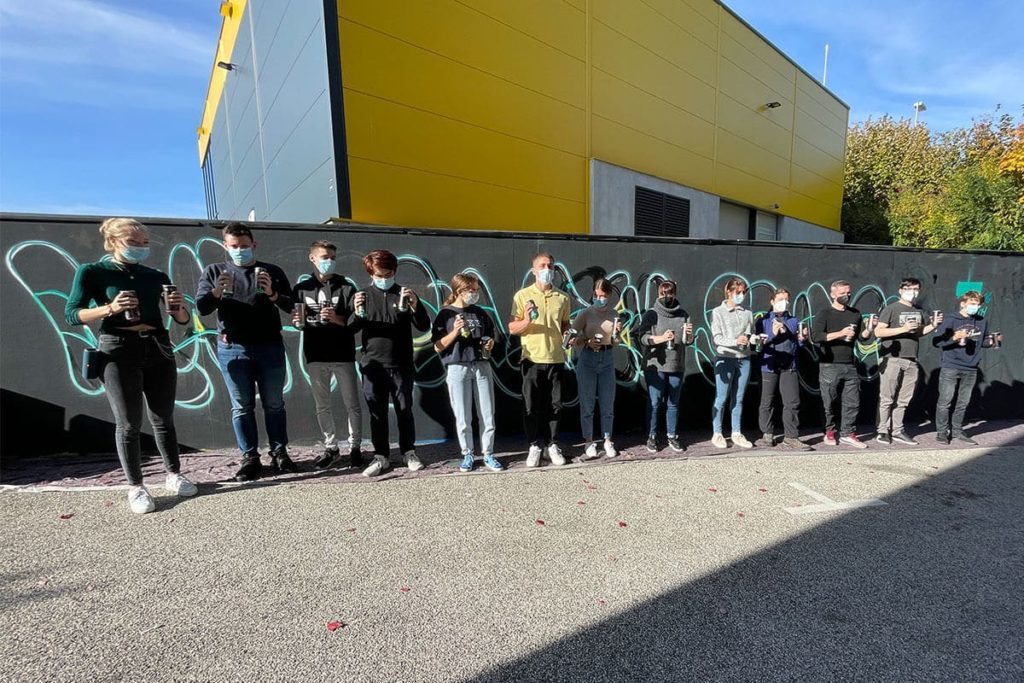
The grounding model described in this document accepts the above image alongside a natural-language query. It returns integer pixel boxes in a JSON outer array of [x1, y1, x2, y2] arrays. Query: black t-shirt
[[431, 305, 495, 365], [293, 274, 357, 363], [878, 302, 924, 359], [811, 306, 862, 364]]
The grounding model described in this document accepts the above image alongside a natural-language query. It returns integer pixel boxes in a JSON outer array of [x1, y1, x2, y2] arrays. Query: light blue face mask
[[316, 259, 336, 276], [120, 246, 150, 263], [373, 276, 394, 290], [965, 304, 980, 316], [731, 293, 745, 305], [228, 247, 254, 266], [592, 297, 608, 308], [536, 268, 554, 286]]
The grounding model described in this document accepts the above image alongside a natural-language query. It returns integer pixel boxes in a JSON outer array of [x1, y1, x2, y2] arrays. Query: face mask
[[836, 295, 851, 306], [463, 292, 479, 305], [900, 290, 918, 302], [592, 297, 608, 308], [536, 268, 554, 286], [120, 246, 150, 263], [965, 304, 980, 316], [228, 247, 254, 266], [731, 293, 744, 305], [773, 299, 789, 313], [373, 276, 394, 290], [316, 259, 336, 276], [659, 296, 676, 307]]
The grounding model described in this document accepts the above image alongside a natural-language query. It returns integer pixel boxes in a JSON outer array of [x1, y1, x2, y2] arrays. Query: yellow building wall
[[334, 0, 847, 233]]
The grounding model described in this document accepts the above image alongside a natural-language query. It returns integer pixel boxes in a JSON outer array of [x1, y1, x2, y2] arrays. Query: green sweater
[[65, 259, 175, 332]]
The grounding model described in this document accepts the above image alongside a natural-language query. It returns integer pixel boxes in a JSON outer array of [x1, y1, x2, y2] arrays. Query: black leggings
[[99, 332, 180, 485]]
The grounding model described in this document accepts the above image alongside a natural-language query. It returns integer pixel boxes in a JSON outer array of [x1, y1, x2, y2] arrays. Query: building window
[[634, 186, 690, 237]]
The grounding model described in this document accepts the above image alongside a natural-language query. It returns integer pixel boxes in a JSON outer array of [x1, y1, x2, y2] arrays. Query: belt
[[105, 328, 167, 339], [587, 345, 614, 353]]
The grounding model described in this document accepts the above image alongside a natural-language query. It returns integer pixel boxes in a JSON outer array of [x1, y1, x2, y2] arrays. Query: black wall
[[2, 214, 1022, 458]]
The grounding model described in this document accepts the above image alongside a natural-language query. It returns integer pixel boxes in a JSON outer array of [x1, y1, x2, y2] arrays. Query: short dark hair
[[771, 286, 791, 300], [900, 278, 921, 288], [959, 290, 983, 304], [363, 249, 398, 275], [310, 240, 337, 254], [222, 222, 253, 240], [658, 279, 677, 294]]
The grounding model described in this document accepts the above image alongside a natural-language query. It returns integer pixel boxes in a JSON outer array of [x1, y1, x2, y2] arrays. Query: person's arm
[[560, 298, 571, 335], [65, 265, 110, 325], [711, 309, 735, 349], [638, 310, 657, 346], [410, 296, 430, 331], [431, 311, 458, 353], [508, 294, 531, 336], [161, 272, 190, 325], [268, 267, 293, 313], [858, 315, 871, 339], [196, 265, 221, 316]]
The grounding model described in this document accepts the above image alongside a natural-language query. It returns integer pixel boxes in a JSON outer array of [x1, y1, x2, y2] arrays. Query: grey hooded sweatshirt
[[638, 298, 690, 373]]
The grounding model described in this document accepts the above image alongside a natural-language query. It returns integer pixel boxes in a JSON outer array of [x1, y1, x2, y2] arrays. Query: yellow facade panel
[[717, 129, 790, 188], [716, 91, 792, 160], [794, 107, 845, 161], [793, 137, 844, 185], [592, 0, 717, 86], [591, 68, 715, 159], [340, 0, 585, 106], [796, 71, 848, 126], [718, 55, 794, 121], [784, 188, 840, 228], [562, 0, 585, 12], [592, 115, 716, 192], [344, 91, 585, 203], [714, 161, 788, 210], [642, 0, 719, 51], [339, 19, 585, 156], [458, 0, 586, 60], [719, 12, 793, 84], [719, 32, 794, 99], [591, 20, 717, 123], [682, 0, 721, 25], [348, 157, 586, 233], [790, 163, 843, 206]]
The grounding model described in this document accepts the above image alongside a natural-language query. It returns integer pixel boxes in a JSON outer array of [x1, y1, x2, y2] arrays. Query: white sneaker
[[731, 433, 754, 449], [526, 445, 543, 468], [165, 473, 198, 497], [711, 433, 729, 449], [127, 485, 155, 514], [583, 442, 599, 460], [362, 455, 390, 477], [404, 451, 424, 472], [547, 443, 566, 466], [603, 438, 618, 458]]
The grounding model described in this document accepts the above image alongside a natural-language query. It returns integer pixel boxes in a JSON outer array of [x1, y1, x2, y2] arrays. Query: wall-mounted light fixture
[[770, 203, 780, 209], [765, 101, 782, 109], [216, 61, 238, 71]]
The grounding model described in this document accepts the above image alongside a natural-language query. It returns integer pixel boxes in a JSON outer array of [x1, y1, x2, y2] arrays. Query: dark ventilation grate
[[634, 186, 690, 237]]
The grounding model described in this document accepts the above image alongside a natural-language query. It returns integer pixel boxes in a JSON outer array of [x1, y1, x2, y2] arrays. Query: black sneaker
[[667, 436, 685, 452], [271, 448, 299, 474], [936, 432, 951, 445], [234, 454, 263, 482], [953, 433, 978, 445], [892, 431, 918, 446], [645, 435, 659, 453], [875, 432, 892, 445], [348, 447, 365, 469], [314, 447, 341, 469]]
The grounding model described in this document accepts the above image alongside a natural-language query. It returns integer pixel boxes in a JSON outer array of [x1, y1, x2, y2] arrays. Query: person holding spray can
[[931, 290, 1003, 445], [637, 280, 692, 453], [873, 277, 941, 446], [710, 277, 755, 449], [509, 252, 571, 467], [754, 287, 812, 450], [65, 218, 195, 514], [431, 273, 501, 472], [570, 278, 623, 461], [811, 280, 873, 449], [292, 241, 363, 469], [196, 223, 296, 481], [347, 250, 430, 476]]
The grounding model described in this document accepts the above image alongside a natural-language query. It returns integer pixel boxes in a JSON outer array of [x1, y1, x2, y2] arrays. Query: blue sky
[[1, 0, 1022, 219]]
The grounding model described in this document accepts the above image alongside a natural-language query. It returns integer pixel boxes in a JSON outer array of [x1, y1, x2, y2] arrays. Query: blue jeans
[[712, 357, 751, 435], [445, 362, 496, 456], [217, 340, 288, 455], [645, 368, 683, 437], [575, 347, 616, 441]]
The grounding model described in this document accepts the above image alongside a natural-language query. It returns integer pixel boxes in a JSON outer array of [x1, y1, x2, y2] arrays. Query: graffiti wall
[[3, 214, 1022, 457]]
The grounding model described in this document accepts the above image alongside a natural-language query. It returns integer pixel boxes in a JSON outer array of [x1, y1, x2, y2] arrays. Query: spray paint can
[[869, 313, 879, 329], [162, 284, 180, 313], [398, 287, 409, 313], [665, 328, 675, 352], [121, 290, 140, 323], [527, 299, 539, 321], [221, 272, 234, 299], [458, 314, 470, 338], [254, 267, 268, 295], [293, 302, 307, 330], [932, 309, 943, 325], [481, 335, 493, 360]]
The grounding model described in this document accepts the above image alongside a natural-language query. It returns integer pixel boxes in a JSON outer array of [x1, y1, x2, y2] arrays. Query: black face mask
[[659, 296, 676, 307], [835, 295, 851, 306]]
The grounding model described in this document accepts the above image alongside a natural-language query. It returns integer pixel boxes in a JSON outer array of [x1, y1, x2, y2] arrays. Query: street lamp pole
[[913, 101, 927, 125]]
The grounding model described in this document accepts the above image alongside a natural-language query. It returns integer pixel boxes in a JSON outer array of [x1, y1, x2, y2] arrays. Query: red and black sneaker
[[823, 430, 838, 446]]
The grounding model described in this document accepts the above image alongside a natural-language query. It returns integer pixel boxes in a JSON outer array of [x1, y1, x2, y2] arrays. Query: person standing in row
[[710, 277, 754, 449], [570, 278, 622, 460], [638, 280, 692, 453], [197, 223, 296, 481], [811, 280, 872, 449], [66, 218, 196, 513], [755, 287, 812, 451], [509, 252, 571, 468], [292, 240, 363, 469], [349, 250, 430, 476], [431, 273, 502, 473], [932, 290, 1003, 445], [873, 277, 941, 446]]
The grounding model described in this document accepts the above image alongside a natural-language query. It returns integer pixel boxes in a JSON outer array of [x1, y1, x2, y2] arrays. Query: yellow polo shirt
[[512, 284, 570, 364]]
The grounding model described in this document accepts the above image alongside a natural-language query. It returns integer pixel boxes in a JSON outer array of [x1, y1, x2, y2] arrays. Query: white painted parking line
[[784, 482, 887, 516]]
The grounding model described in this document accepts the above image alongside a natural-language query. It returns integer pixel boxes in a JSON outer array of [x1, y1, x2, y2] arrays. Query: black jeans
[[819, 363, 860, 436], [935, 367, 978, 436], [361, 363, 416, 457], [98, 331, 180, 485], [521, 360, 563, 447], [759, 369, 800, 438]]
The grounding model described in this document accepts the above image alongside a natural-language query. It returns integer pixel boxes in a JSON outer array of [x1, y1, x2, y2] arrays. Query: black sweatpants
[[758, 369, 800, 438], [521, 360, 563, 447], [361, 363, 416, 457]]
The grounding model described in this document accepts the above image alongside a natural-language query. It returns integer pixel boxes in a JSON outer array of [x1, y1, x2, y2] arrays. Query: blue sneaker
[[482, 455, 504, 472], [459, 454, 475, 472]]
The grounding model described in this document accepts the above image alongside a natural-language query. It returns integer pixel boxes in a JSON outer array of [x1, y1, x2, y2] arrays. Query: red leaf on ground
[[101, 501, 113, 508], [736, 512, 746, 518], [655, 494, 663, 499], [607, 555, 617, 562], [597, 599, 607, 606], [345, 528, 356, 532], [758, 488, 768, 493], [617, 521, 628, 528], [586, 485, 598, 491], [708, 487, 718, 493], [847, 461, 853, 465], [399, 586, 411, 593], [577, 500, 586, 505], [930, 466, 940, 470], [535, 519, 546, 526], [59, 513, 74, 520], [326, 620, 345, 632]]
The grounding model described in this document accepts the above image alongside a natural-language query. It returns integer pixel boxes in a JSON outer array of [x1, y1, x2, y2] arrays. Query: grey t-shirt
[[879, 302, 924, 358]]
